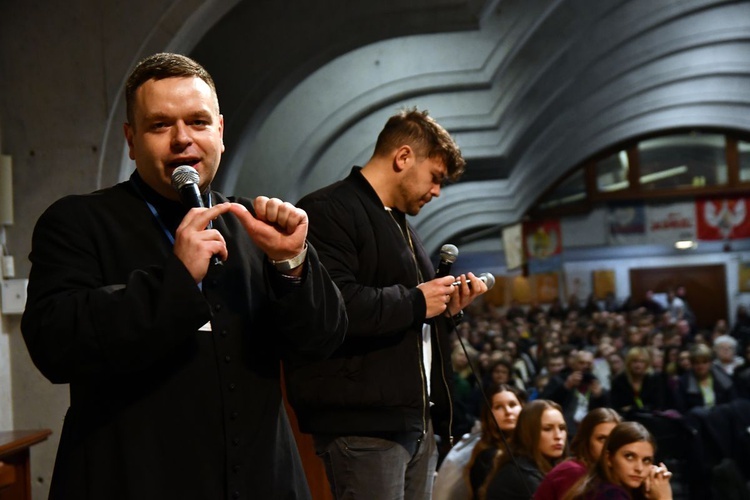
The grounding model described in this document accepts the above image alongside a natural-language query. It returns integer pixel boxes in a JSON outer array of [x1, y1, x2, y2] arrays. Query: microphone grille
[[171, 165, 200, 190], [440, 244, 459, 263], [482, 272, 496, 290]]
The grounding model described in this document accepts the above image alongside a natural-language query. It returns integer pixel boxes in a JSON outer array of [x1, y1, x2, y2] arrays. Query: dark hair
[[564, 421, 656, 500], [479, 383, 527, 447], [465, 383, 526, 498], [125, 53, 218, 126], [477, 400, 566, 499], [373, 107, 465, 181], [488, 357, 515, 383], [568, 408, 622, 466]]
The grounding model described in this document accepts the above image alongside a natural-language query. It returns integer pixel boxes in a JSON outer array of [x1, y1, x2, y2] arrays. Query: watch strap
[[269, 243, 308, 272]]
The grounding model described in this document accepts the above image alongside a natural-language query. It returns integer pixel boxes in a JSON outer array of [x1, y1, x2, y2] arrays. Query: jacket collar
[[347, 166, 396, 212]]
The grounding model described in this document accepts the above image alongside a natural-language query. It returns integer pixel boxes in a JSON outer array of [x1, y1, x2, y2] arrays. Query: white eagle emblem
[[703, 199, 747, 239]]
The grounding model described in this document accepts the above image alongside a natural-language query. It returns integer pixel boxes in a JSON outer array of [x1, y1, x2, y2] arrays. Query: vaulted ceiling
[[117, 0, 750, 254]]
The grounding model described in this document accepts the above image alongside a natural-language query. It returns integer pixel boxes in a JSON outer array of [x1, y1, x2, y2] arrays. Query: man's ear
[[219, 114, 225, 153], [393, 145, 412, 172], [123, 123, 136, 160]]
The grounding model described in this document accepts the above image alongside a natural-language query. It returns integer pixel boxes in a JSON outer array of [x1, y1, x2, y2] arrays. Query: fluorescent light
[[675, 240, 697, 250], [618, 151, 629, 171], [640, 165, 688, 184], [599, 165, 689, 192], [538, 191, 586, 209], [600, 181, 628, 192]]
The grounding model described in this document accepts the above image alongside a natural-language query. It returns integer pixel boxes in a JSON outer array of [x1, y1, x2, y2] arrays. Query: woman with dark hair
[[471, 357, 525, 416], [664, 348, 691, 409], [563, 421, 673, 500], [534, 408, 622, 499], [465, 383, 526, 499], [485, 357, 518, 387], [481, 400, 568, 499]]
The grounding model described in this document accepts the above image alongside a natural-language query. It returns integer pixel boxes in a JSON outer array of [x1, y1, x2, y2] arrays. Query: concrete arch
[[108, 0, 241, 187], [216, 0, 750, 254]]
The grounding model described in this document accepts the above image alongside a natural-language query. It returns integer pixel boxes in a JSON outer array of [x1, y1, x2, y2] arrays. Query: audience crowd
[[436, 288, 750, 499]]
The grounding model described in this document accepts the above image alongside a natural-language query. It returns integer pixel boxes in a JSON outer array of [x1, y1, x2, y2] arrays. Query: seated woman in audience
[[534, 407, 622, 499], [464, 383, 526, 499], [483, 356, 524, 391], [610, 347, 665, 415], [480, 400, 568, 499], [673, 343, 736, 413], [469, 357, 524, 418], [563, 421, 673, 500], [712, 334, 743, 376]]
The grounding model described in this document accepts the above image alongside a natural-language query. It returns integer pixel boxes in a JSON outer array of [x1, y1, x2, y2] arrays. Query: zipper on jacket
[[387, 207, 429, 440], [435, 321, 454, 446], [416, 335, 428, 438]]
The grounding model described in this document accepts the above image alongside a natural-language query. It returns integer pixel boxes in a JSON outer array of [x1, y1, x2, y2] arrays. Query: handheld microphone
[[171, 165, 204, 208], [452, 272, 495, 290], [171, 165, 222, 267], [435, 244, 459, 278]]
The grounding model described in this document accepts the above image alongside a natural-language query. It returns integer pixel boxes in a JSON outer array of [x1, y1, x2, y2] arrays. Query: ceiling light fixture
[[675, 240, 697, 250], [600, 165, 689, 192]]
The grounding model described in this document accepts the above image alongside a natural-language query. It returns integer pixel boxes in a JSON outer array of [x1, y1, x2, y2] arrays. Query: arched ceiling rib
[[115, 0, 750, 254]]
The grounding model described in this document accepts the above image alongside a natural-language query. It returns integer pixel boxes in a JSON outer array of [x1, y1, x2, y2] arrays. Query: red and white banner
[[646, 202, 696, 244], [696, 198, 750, 240]]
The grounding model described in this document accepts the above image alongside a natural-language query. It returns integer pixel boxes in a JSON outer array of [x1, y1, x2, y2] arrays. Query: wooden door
[[281, 368, 333, 500], [629, 264, 727, 330]]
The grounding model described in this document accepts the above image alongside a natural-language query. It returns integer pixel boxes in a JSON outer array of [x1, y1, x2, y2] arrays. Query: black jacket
[[610, 371, 666, 414], [485, 456, 544, 500], [21, 174, 347, 500], [287, 167, 455, 437], [673, 365, 736, 413]]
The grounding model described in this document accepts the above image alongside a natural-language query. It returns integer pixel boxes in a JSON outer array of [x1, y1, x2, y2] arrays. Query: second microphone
[[452, 272, 495, 290]]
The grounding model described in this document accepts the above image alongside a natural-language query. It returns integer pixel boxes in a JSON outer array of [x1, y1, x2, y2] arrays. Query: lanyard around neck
[[130, 179, 213, 248], [385, 207, 424, 284]]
